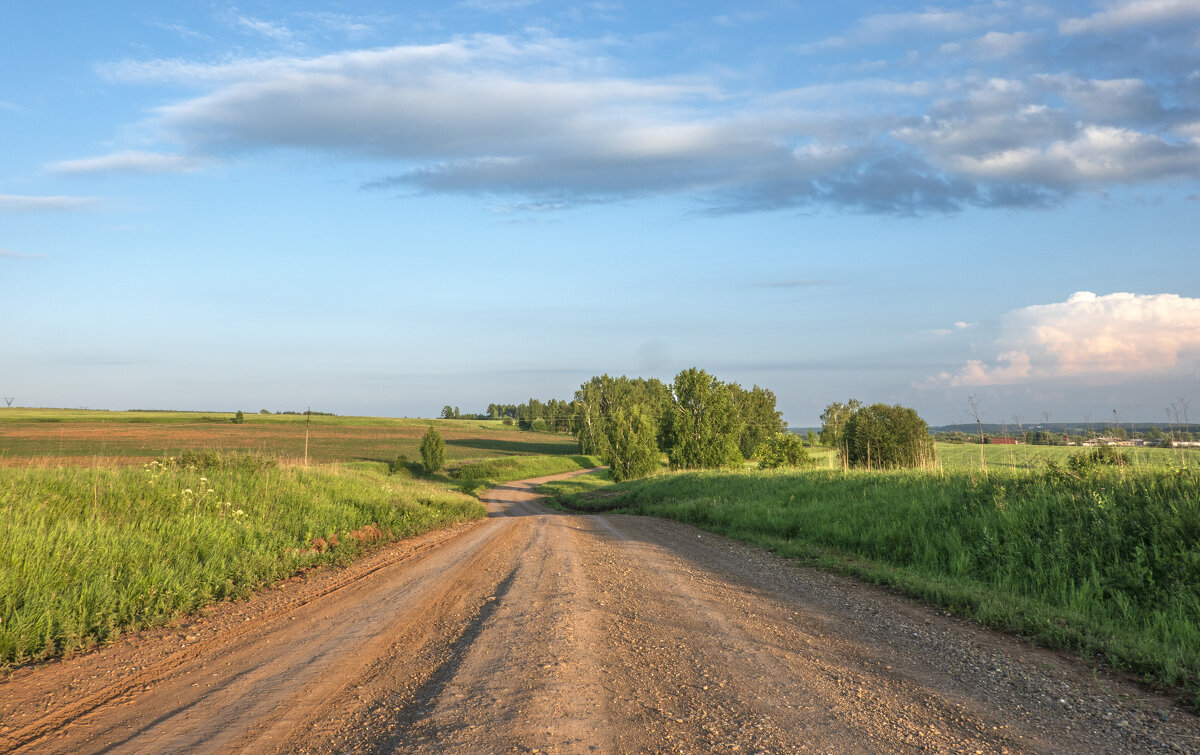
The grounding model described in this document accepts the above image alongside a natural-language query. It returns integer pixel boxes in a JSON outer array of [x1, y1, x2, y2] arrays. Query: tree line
[[462, 376, 939, 479]]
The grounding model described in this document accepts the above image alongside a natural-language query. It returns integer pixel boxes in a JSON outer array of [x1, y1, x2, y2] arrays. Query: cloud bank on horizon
[[936, 292, 1200, 387], [57, 0, 1200, 215]]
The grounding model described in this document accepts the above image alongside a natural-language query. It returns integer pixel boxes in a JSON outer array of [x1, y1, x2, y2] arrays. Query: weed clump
[[1067, 445, 1130, 473], [156, 450, 277, 472]]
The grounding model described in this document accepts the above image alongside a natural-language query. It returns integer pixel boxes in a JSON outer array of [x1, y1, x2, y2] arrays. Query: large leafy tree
[[819, 399, 862, 447], [603, 406, 661, 481], [572, 375, 669, 457], [841, 403, 935, 469], [730, 384, 787, 459], [660, 367, 745, 470]]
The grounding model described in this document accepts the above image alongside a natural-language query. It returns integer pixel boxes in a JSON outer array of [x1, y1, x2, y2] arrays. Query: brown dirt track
[[1, 470, 1197, 753]]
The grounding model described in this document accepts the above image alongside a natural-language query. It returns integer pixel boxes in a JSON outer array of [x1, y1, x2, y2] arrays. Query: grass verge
[[548, 465, 1200, 707], [0, 456, 484, 669], [450, 454, 603, 494]]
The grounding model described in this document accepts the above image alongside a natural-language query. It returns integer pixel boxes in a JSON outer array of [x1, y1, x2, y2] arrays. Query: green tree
[[572, 374, 669, 456], [731, 384, 786, 459], [420, 426, 445, 473], [805, 429, 818, 447], [604, 406, 661, 481], [440, 405, 455, 420], [755, 432, 814, 470], [233, 410, 244, 424], [841, 403, 935, 469], [660, 368, 745, 470], [819, 399, 861, 447]]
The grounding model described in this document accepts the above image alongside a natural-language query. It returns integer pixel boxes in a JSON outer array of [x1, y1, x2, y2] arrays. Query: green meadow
[[792, 440, 1196, 472]]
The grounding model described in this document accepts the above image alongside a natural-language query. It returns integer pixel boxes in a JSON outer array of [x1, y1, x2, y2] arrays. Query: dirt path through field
[[2, 469, 1197, 753]]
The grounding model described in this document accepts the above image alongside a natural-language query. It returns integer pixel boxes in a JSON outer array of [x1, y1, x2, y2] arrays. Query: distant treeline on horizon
[[931, 421, 1192, 434]]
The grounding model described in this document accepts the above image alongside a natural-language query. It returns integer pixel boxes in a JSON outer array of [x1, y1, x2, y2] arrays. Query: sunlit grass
[[449, 454, 603, 495], [0, 459, 484, 668]]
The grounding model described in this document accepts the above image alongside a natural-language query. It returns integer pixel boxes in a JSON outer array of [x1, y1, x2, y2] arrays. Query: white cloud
[[296, 12, 385, 38], [801, 8, 1002, 51], [1033, 74, 1166, 125], [459, 0, 542, 11], [0, 248, 47, 259], [46, 151, 206, 175], [928, 320, 977, 337], [949, 125, 1200, 184], [1060, 0, 1200, 34], [0, 194, 100, 212], [941, 30, 1036, 59], [231, 14, 294, 43], [943, 292, 1200, 386], [88, 29, 1200, 214]]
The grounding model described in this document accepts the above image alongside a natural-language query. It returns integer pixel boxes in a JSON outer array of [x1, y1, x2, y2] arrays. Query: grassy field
[[545, 462, 1200, 707], [0, 408, 578, 466], [0, 457, 485, 668], [0, 409, 591, 669], [450, 454, 603, 494], [788, 441, 1195, 472], [933, 441, 1195, 471]]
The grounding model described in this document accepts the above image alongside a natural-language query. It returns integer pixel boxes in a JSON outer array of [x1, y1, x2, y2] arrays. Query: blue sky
[[2, 1, 1198, 426]]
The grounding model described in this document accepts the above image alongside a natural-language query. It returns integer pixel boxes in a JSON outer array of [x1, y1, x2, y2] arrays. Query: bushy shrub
[[755, 432, 814, 470], [1067, 445, 1130, 474], [530, 417, 549, 432], [391, 454, 418, 478]]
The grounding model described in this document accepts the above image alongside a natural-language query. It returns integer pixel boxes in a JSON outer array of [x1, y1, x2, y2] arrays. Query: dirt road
[[2, 469, 1197, 753]]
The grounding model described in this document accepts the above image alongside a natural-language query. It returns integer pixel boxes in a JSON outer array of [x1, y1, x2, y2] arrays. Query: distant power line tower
[[3, 396, 13, 407]]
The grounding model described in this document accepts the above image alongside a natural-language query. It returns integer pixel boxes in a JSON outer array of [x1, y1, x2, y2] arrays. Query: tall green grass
[[552, 465, 1200, 704], [0, 459, 484, 668]]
